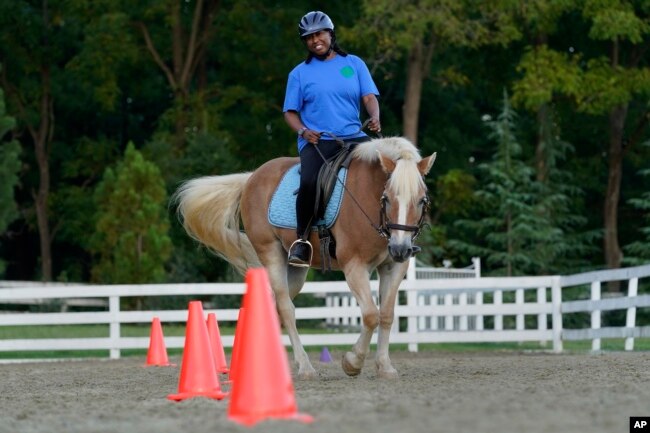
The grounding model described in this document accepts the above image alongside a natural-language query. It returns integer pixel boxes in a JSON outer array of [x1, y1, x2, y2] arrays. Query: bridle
[[311, 121, 430, 242], [378, 190, 430, 241]]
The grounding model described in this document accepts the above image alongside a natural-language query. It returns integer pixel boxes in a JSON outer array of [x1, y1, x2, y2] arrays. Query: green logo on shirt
[[340, 66, 355, 78]]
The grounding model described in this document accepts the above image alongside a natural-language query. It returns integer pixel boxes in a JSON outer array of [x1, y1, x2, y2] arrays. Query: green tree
[[624, 145, 650, 265], [450, 91, 567, 275], [91, 142, 171, 284], [0, 1, 84, 280], [69, 0, 222, 154], [513, 0, 650, 282], [531, 108, 599, 273], [509, 0, 576, 184], [352, 0, 520, 145], [579, 0, 650, 279], [0, 88, 21, 276], [418, 169, 477, 266]]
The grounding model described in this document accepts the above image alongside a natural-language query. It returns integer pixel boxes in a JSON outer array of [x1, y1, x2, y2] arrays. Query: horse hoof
[[297, 365, 318, 380], [298, 369, 318, 380], [377, 367, 399, 380], [341, 352, 362, 377]]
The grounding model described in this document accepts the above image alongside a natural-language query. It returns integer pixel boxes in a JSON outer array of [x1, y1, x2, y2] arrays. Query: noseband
[[378, 193, 430, 241]]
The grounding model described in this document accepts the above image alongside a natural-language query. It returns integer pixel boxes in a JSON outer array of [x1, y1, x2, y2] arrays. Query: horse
[[174, 136, 436, 379]]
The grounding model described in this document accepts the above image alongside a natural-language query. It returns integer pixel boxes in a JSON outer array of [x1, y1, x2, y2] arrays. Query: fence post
[[551, 277, 563, 353], [591, 281, 601, 352], [625, 278, 639, 351], [444, 294, 454, 331], [431, 294, 439, 330], [341, 296, 350, 327], [475, 291, 484, 331], [109, 296, 120, 359], [494, 290, 503, 331], [406, 257, 418, 352], [515, 288, 524, 333], [326, 295, 334, 327], [459, 292, 468, 331], [537, 287, 547, 347], [472, 257, 481, 278]]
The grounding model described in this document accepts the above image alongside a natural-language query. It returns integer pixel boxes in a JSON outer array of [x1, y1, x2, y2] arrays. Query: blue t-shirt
[[283, 54, 379, 152]]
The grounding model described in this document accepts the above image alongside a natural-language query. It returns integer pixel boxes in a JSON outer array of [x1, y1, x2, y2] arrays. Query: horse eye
[[419, 197, 428, 206]]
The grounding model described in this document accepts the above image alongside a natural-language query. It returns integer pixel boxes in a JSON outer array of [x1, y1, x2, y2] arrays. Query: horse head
[[377, 147, 436, 263]]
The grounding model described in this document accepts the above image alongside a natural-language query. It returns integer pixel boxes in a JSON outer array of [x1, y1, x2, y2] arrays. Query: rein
[[310, 132, 382, 237], [311, 122, 427, 241]]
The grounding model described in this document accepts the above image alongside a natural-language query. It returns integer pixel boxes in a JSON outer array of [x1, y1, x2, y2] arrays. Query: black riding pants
[[296, 137, 369, 239]]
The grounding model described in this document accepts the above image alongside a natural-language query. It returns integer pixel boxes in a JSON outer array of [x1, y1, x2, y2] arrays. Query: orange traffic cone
[[206, 312, 228, 374], [145, 317, 174, 367], [167, 301, 227, 401], [227, 307, 245, 383], [227, 268, 313, 426]]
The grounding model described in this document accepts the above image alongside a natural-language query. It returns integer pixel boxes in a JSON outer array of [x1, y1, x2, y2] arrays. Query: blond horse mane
[[352, 137, 426, 204]]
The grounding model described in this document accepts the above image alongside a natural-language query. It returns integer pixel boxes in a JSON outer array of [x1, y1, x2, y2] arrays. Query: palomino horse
[[174, 136, 436, 379]]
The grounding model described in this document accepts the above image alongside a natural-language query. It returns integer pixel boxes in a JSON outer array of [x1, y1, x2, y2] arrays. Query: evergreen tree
[[450, 91, 559, 276], [531, 106, 599, 274], [91, 142, 171, 284], [451, 91, 597, 275], [0, 89, 21, 276], [624, 147, 650, 265]]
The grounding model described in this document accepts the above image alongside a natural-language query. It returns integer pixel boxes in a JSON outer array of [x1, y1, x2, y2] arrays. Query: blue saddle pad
[[268, 163, 347, 230]]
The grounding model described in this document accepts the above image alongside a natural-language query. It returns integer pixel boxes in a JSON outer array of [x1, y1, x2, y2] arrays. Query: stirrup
[[288, 239, 313, 268]]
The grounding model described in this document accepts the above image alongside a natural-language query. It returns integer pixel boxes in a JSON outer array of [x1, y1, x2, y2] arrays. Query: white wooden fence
[[0, 262, 648, 361], [323, 257, 480, 329]]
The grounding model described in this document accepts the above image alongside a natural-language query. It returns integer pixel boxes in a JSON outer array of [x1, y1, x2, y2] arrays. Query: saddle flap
[[314, 144, 356, 219]]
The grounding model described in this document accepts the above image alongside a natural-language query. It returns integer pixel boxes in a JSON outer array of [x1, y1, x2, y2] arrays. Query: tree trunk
[[535, 103, 549, 183], [602, 37, 628, 293], [33, 109, 53, 282], [140, 0, 219, 153], [402, 41, 424, 145], [532, 33, 550, 184], [603, 103, 627, 292], [33, 1, 54, 281]]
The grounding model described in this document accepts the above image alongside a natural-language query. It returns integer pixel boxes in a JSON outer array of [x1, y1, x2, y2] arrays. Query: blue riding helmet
[[298, 11, 334, 38]]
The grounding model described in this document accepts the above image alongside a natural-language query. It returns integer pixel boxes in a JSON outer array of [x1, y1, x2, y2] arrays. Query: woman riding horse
[[174, 136, 436, 380], [283, 10, 382, 267]]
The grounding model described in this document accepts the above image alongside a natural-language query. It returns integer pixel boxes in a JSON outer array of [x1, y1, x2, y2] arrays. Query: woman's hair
[[304, 30, 348, 64]]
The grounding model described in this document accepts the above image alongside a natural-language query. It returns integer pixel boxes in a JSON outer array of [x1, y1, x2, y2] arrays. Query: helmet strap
[[313, 45, 333, 61]]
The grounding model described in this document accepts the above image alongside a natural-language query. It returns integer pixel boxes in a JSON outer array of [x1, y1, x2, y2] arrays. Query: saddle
[[311, 141, 357, 272], [267, 140, 359, 272]]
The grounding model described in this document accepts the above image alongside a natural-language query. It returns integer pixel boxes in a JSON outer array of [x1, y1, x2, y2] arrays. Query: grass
[[1, 323, 649, 360]]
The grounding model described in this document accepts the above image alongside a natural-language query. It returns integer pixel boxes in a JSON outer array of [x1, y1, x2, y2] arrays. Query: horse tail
[[173, 173, 261, 274]]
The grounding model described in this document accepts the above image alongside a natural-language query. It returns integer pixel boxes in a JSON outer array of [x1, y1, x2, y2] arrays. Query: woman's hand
[[367, 116, 381, 133], [303, 129, 321, 144], [362, 94, 381, 133]]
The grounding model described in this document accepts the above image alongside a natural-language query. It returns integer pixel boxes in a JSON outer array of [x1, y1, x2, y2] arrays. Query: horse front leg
[[375, 260, 410, 379], [266, 264, 317, 380], [341, 263, 379, 377]]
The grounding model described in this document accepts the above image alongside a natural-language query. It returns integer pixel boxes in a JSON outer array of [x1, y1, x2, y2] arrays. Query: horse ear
[[377, 151, 396, 174], [418, 152, 437, 176]]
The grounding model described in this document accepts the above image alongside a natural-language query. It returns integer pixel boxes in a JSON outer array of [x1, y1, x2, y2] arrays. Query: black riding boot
[[288, 239, 313, 267]]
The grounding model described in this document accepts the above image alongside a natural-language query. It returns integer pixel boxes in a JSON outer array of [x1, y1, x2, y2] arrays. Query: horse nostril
[[389, 245, 412, 263]]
